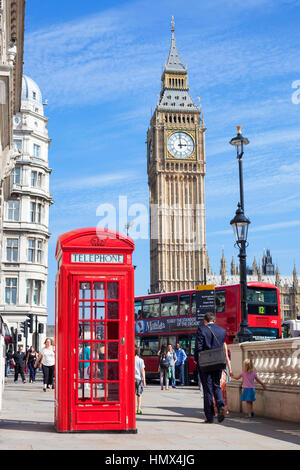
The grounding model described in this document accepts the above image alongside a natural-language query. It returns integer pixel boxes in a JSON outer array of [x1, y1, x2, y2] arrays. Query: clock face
[[167, 132, 194, 158]]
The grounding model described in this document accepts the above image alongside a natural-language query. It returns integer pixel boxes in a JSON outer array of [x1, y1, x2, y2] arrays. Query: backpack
[[159, 353, 169, 369]]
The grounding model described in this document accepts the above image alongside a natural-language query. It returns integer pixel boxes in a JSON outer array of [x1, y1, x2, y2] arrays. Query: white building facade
[[0, 75, 52, 351]]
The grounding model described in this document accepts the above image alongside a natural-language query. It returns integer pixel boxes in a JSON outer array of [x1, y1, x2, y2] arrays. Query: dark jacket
[[13, 352, 26, 368], [194, 323, 226, 362]]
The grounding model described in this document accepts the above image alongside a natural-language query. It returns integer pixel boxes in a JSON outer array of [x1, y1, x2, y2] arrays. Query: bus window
[[135, 300, 142, 320], [140, 337, 159, 356], [247, 287, 277, 304], [190, 335, 196, 356], [135, 337, 141, 348], [142, 297, 160, 318], [159, 335, 177, 350], [178, 335, 191, 355], [215, 291, 226, 313], [161, 296, 178, 317], [191, 294, 196, 315], [179, 294, 190, 316]]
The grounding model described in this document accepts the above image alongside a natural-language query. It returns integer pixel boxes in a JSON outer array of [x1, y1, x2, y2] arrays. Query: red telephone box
[[55, 227, 136, 433]]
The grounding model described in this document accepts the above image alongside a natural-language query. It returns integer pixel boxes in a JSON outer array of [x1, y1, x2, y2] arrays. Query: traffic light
[[24, 321, 28, 338], [27, 314, 34, 333], [38, 323, 44, 334], [20, 321, 29, 337], [18, 334, 22, 342]]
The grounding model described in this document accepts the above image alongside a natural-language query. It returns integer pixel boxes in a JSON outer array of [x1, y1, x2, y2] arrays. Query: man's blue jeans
[[170, 365, 176, 387], [176, 362, 185, 385]]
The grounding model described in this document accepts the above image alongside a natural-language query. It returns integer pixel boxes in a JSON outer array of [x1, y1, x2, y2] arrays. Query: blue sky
[[23, 0, 300, 324]]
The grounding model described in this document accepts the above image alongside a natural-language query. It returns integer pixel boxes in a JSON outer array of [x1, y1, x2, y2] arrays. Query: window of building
[[33, 91, 36, 100], [6, 238, 19, 262], [284, 310, 292, 320], [26, 279, 42, 305], [5, 278, 17, 304], [30, 201, 42, 223], [28, 239, 35, 262], [37, 240, 43, 263], [33, 280, 42, 305], [33, 144, 40, 158], [26, 280, 31, 304], [13, 167, 21, 185], [283, 296, 291, 305], [14, 140, 22, 151], [31, 171, 42, 188], [31, 171, 37, 187], [7, 200, 20, 221]]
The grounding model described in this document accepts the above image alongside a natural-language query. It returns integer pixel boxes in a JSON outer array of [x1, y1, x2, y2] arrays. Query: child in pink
[[231, 358, 266, 418]]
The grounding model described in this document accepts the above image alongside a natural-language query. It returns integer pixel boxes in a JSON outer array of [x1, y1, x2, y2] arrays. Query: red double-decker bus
[[135, 282, 281, 383]]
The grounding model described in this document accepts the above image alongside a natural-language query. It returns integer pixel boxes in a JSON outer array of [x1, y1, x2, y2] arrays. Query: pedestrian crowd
[[5, 337, 55, 392], [135, 312, 267, 421]]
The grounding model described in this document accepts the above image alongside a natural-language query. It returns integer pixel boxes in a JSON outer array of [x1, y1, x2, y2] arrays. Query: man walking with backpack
[[158, 344, 170, 390], [194, 312, 231, 424]]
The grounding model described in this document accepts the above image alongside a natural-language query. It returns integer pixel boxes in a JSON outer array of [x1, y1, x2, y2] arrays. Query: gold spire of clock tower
[[147, 20, 209, 294]]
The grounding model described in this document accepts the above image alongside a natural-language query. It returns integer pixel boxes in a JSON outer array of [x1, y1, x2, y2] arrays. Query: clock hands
[[178, 135, 187, 149]]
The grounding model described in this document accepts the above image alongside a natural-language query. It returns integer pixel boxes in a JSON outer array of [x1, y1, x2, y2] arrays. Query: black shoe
[[217, 407, 225, 423], [204, 419, 214, 424]]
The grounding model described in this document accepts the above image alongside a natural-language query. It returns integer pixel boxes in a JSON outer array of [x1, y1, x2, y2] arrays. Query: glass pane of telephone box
[[93, 282, 105, 299], [107, 282, 119, 300], [78, 343, 91, 362], [107, 362, 119, 381], [93, 383, 105, 402], [78, 322, 91, 340], [93, 343, 105, 360], [83, 363, 91, 380], [79, 302, 91, 320], [107, 322, 119, 340], [79, 282, 91, 299], [93, 362, 105, 381], [93, 301, 105, 320], [78, 383, 91, 401], [94, 322, 105, 341], [107, 301, 119, 319], [78, 363, 84, 380], [107, 342, 118, 360], [107, 383, 119, 402]]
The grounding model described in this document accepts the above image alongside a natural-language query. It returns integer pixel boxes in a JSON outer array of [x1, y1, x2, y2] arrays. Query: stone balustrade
[[227, 338, 300, 422]]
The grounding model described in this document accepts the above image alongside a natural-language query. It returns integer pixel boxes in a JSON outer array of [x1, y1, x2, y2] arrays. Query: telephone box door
[[72, 275, 127, 431]]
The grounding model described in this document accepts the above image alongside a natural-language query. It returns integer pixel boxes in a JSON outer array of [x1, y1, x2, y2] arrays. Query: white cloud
[[52, 170, 139, 191]]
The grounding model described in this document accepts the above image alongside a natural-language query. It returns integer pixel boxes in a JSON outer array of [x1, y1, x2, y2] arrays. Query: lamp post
[[230, 126, 253, 343]]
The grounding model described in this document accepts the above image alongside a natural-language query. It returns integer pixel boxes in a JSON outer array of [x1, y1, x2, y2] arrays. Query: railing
[[227, 338, 300, 422], [231, 338, 300, 387]]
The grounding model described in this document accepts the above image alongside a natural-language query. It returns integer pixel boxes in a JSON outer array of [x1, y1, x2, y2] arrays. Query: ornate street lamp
[[230, 126, 253, 343]]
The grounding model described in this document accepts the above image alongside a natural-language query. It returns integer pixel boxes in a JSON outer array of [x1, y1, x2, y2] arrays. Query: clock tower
[[147, 18, 209, 293]]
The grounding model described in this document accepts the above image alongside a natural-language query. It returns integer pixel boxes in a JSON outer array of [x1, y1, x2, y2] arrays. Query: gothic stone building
[[215, 249, 300, 322], [147, 19, 209, 293]]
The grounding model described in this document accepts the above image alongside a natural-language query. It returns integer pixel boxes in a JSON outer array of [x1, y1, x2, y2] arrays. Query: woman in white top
[[35, 338, 55, 392]]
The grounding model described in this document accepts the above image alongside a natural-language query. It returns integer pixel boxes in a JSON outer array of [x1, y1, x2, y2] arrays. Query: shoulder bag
[[197, 326, 227, 372]]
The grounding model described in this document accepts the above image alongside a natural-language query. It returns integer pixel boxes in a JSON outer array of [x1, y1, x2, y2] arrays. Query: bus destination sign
[[195, 284, 216, 325]]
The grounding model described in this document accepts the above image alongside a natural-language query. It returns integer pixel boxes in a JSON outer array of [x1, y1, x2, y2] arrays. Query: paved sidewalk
[[0, 376, 299, 450]]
